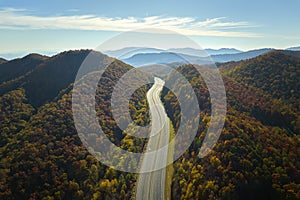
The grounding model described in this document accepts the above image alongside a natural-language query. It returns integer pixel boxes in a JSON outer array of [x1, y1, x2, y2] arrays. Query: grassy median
[[165, 119, 175, 200]]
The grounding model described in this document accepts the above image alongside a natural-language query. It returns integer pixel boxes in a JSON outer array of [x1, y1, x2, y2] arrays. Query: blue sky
[[0, 0, 300, 58]]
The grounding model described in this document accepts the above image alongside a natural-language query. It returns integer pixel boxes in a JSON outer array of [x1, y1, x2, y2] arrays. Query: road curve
[[135, 77, 171, 200]]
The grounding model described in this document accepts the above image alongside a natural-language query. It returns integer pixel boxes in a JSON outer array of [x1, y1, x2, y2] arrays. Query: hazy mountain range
[[104, 46, 300, 67], [286, 46, 300, 51], [105, 47, 243, 59]]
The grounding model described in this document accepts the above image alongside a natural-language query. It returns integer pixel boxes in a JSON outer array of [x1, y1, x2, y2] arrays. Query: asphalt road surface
[[135, 77, 171, 200]]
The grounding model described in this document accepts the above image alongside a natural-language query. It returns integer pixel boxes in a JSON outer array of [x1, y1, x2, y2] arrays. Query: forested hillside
[[223, 51, 300, 133], [0, 50, 299, 199], [163, 59, 300, 199], [0, 54, 48, 84], [0, 56, 149, 199], [0, 50, 113, 108]]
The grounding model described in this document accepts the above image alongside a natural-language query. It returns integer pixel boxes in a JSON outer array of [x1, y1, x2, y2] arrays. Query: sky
[[0, 0, 300, 59]]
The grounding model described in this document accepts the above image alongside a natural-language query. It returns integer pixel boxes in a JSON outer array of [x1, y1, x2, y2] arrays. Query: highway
[[135, 77, 171, 200]]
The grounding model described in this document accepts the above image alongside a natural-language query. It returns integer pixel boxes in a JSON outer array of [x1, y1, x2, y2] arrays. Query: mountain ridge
[[0, 54, 48, 85], [0, 58, 7, 64], [120, 48, 275, 66], [286, 46, 300, 51], [0, 49, 112, 107]]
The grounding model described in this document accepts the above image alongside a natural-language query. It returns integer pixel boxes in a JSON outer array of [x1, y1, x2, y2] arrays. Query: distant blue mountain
[[211, 48, 274, 62], [106, 47, 243, 59], [168, 47, 243, 56], [104, 46, 300, 66], [206, 48, 243, 55], [122, 52, 210, 67], [104, 47, 139, 58], [121, 48, 274, 66], [167, 47, 210, 57], [286, 46, 300, 51], [104, 47, 163, 59]]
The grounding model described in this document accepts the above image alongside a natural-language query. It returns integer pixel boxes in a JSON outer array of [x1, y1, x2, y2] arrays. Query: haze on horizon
[[0, 0, 300, 59]]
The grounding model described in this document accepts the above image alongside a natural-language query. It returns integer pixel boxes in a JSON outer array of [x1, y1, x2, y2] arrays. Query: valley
[[0, 49, 299, 199]]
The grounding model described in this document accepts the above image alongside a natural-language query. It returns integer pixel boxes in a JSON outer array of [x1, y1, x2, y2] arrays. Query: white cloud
[[0, 7, 260, 37]]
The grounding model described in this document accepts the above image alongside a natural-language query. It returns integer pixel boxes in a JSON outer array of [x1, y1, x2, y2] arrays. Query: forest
[[0, 50, 299, 199]]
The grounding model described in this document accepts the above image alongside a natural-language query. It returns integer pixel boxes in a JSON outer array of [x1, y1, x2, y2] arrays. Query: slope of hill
[[0, 58, 150, 199], [0, 58, 7, 64], [278, 50, 300, 59], [162, 63, 300, 199], [0, 89, 35, 148], [225, 51, 300, 101], [0, 54, 48, 84], [0, 50, 112, 107], [222, 51, 300, 133]]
